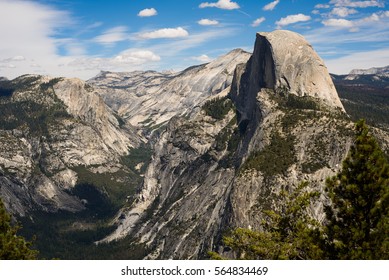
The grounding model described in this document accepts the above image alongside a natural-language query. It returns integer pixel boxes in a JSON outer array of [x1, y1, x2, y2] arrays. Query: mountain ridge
[[88, 49, 251, 137], [349, 65, 389, 76], [0, 31, 388, 260], [0, 75, 143, 216], [96, 30, 358, 259]]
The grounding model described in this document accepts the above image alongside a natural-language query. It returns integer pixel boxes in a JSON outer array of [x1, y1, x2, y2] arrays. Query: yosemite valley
[[1, 31, 388, 259]]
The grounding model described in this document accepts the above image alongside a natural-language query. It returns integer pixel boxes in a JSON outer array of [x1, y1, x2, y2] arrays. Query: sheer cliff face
[[101, 30, 355, 259], [0, 76, 141, 216], [260, 31, 344, 110], [231, 31, 344, 126]]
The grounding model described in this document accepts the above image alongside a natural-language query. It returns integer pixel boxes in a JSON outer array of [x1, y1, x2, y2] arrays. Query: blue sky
[[0, 0, 388, 79]]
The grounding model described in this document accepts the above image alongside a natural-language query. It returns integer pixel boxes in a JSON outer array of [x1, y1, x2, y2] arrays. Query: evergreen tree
[[324, 119, 389, 259], [0, 198, 38, 259], [211, 182, 324, 259]]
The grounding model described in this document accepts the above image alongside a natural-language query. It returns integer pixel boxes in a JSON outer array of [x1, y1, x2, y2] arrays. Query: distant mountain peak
[[349, 65, 389, 75]]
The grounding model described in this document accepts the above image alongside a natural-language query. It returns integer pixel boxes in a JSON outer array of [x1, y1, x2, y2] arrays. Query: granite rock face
[[0, 50, 251, 217], [0, 75, 142, 215], [255, 30, 344, 110], [99, 31, 365, 259], [88, 49, 251, 135]]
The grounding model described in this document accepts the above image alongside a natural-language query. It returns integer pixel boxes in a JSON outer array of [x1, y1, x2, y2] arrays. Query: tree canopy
[[0, 199, 38, 260], [211, 182, 324, 260], [324, 119, 389, 259], [212, 120, 389, 260]]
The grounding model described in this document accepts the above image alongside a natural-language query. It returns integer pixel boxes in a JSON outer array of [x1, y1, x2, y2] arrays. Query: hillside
[[332, 70, 389, 131], [98, 31, 381, 259]]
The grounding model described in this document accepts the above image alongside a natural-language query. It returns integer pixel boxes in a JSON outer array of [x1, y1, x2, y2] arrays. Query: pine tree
[[211, 182, 324, 259], [324, 120, 389, 259], [0, 198, 38, 259]]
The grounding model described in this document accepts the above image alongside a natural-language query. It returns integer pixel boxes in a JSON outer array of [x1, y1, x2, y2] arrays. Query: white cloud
[[330, 0, 385, 8], [12, 55, 26, 61], [0, 0, 74, 78], [69, 49, 160, 71], [198, 19, 219, 26], [199, 0, 240, 10], [113, 50, 160, 63], [315, 4, 330, 9], [86, 22, 103, 29], [62, 41, 86, 56], [145, 28, 238, 68], [306, 10, 389, 73], [263, 0, 280, 11], [307, 15, 389, 46], [251, 17, 266, 27], [321, 11, 388, 31], [138, 8, 158, 17], [192, 54, 212, 63], [94, 26, 129, 45], [138, 27, 189, 39], [331, 7, 358, 17], [1, 55, 26, 62], [322, 18, 355, 28], [276, 14, 311, 28], [361, 13, 381, 22], [0, 1, 161, 79]]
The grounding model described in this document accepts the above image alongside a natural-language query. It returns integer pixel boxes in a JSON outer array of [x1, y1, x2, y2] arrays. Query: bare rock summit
[[256, 30, 344, 110]]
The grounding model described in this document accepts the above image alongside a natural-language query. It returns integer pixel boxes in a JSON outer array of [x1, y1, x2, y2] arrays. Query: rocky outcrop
[[0, 75, 142, 216], [99, 31, 357, 259], [230, 31, 345, 152], [53, 78, 140, 155], [0, 49, 251, 219], [251, 31, 344, 110], [88, 49, 251, 134]]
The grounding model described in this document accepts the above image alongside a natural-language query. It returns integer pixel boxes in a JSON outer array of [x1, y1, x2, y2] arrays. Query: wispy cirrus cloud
[[251, 17, 266, 27], [199, 0, 240, 10], [93, 26, 129, 46], [263, 0, 280, 11]]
